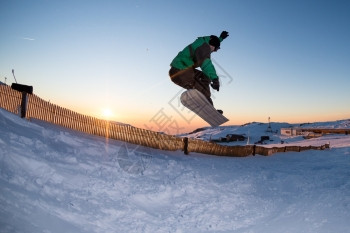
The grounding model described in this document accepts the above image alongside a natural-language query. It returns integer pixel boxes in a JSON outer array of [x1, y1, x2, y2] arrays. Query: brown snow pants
[[169, 67, 213, 105]]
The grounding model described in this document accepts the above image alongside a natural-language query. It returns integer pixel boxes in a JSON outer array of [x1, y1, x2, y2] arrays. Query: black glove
[[211, 78, 220, 91], [220, 31, 229, 40]]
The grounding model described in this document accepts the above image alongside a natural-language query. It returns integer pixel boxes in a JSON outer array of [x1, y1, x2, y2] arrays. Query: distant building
[[282, 127, 350, 137], [281, 128, 303, 136]]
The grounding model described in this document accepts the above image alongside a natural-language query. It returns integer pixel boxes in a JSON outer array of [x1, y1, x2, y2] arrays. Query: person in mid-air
[[169, 31, 229, 113]]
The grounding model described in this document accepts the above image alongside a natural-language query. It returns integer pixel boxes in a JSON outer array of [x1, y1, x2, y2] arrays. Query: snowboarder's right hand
[[211, 78, 220, 91]]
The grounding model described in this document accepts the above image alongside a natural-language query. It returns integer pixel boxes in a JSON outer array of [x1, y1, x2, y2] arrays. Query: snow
[[1, 108, 350, 233], [181, 121, 350, 151]]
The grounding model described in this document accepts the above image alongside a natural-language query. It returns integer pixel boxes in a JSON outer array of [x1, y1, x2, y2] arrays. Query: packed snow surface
[[1, 108, 350, 233]]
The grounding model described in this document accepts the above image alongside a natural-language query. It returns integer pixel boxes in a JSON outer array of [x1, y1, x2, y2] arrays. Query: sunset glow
[[1, 1, 349, 134], [101, 108, 113, 119]]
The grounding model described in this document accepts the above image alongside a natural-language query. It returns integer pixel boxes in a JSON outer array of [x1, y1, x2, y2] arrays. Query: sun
[[101, 108, 113, 119]]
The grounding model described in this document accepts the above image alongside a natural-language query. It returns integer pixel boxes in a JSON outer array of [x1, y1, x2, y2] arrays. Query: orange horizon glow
[[54, 100, 349, 135], [98, 113, 350, 135]]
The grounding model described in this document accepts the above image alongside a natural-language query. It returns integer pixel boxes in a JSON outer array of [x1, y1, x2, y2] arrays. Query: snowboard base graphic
[[180, 89, 229, 127]]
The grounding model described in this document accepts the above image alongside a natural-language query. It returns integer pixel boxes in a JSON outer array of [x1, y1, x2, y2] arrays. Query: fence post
[[183, 137, 189, 155], [20, 92, 27, 118]]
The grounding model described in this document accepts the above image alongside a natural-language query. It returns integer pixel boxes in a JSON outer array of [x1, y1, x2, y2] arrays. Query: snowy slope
[[1, 108, 350, 233]]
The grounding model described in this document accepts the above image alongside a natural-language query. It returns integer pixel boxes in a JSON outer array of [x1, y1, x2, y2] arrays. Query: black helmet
[[209, 35, 220, 50]]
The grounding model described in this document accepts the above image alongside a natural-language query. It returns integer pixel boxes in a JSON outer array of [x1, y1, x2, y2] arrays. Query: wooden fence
[[301, 128, 350, 135], [0, 84, 330, 157]]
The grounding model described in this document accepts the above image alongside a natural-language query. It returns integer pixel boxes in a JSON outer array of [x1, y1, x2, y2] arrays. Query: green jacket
[[170, 36, 223, 80]]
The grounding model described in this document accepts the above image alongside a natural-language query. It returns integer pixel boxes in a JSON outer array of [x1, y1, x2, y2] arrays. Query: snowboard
[[180, 89, 229, 127]]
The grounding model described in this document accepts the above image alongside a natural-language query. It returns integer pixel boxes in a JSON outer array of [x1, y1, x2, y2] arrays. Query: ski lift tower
[[266, 117, 273, 133]]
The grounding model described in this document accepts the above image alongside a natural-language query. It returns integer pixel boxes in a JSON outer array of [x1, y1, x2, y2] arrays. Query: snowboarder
[[169, 31, 229, 113]]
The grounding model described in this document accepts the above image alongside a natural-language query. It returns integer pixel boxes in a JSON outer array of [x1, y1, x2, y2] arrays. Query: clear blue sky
[[1, 0, 349, 134]]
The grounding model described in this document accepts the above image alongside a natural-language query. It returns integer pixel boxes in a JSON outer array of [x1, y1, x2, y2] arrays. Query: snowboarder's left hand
[[211, 78, 220, 91], [220, 31, 229, 40]]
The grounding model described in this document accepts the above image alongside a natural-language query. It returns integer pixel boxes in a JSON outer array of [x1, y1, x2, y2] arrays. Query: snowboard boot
[[217, 109, 223, 115]]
